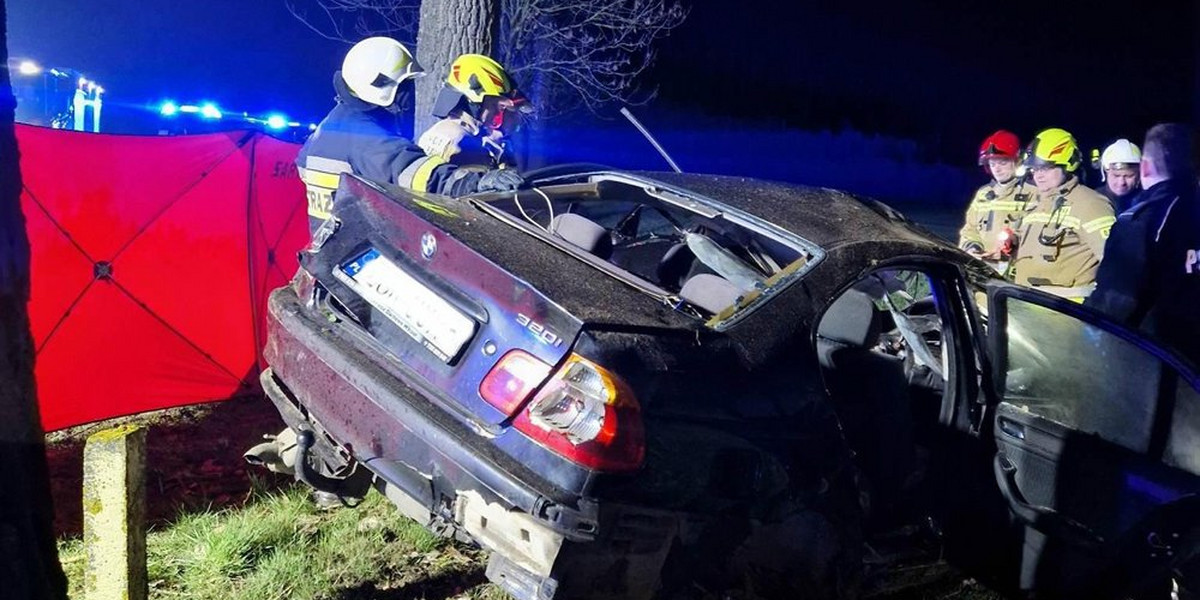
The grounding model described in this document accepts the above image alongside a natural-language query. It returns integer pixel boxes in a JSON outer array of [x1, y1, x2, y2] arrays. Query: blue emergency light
[[199, 103, 222, 120]]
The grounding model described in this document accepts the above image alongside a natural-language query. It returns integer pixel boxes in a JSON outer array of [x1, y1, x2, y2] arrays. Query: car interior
[[815, 268, 953, 534], [473, 175, 819, 320], [816, 273, 1200, 594]]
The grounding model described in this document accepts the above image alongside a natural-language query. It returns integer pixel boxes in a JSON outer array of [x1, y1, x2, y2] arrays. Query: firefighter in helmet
[[1093, 138, 1142, 213], [298, 39, 524, 235], [957, 130, 1034, 273], [1008, 128, 1116, 300], [417, 54, 534, 168]]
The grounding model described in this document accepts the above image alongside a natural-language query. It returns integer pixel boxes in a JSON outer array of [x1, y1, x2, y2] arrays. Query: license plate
[[334, 248, 475, 362]]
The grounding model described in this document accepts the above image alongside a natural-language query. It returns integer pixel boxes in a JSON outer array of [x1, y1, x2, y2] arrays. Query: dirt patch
[[47, 394, 290, 537]]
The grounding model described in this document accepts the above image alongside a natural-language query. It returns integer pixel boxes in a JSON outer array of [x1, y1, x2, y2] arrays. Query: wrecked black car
[[248, 167, 1200, 599]]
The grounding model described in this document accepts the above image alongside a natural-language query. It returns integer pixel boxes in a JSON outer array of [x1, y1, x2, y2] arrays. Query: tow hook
[[292, 427, 369, 502]]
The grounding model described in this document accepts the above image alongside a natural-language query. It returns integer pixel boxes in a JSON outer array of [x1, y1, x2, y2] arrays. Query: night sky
[[8, 1, 347, 124], [651, 0, 1198, 160], [8, 0, 1198, 164]]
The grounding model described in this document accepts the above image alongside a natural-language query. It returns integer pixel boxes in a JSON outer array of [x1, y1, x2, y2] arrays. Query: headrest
[[679, 273, 741, 315], [656, 242, 693, 290], [550, 213, 612, 259], [817, 289, 879, 348]]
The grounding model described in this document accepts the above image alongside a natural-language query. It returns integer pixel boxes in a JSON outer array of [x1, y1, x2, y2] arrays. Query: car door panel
[[996, 403, 1197, 537], [985, 282, 1200, 596], [1166, 383, 1200, 475]]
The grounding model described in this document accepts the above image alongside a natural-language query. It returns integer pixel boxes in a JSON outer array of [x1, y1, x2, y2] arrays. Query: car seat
[[679, 273, 742, 315], [550, 213, 613, 259], [816, 289, 916, 516]]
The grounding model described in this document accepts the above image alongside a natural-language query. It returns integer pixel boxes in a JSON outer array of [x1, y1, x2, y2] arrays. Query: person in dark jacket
[[1086, 123, 1200, 367], [297, 37, 523, 235]]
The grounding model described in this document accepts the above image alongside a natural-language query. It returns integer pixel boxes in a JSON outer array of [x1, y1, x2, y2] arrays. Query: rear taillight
[[513, 354, 644, 472], [479, 350, 552, 415]]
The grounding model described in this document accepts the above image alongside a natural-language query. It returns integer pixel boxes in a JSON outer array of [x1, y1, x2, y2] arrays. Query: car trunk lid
[[305, 177, 617, 428]]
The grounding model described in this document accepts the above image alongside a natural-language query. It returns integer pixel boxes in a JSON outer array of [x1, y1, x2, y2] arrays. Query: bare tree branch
[[501, 0, 686, 118], [284, 0, 421, 44], [282, 0, 686, 120]]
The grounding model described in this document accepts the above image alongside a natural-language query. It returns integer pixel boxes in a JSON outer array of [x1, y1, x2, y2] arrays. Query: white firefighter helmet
[[1098, 139, 1141, 182], [341, 37, 424, 107], [1100, 139, 1142, 169]]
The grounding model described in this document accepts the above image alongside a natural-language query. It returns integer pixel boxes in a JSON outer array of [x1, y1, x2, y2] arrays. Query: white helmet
[[341, 37, 424, 107], [1100, 139, 1142, 169]]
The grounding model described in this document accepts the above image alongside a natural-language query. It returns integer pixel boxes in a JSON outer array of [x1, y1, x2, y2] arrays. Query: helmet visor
[[978, 142, 1013, 165]]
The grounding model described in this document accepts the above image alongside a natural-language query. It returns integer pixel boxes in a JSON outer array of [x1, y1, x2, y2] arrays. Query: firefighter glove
[[476, 168, 524, 193]]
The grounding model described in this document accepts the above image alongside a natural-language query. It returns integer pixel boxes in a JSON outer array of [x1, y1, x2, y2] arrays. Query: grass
[[54, 475, 1001, 600], [57, 481, 509, 600]]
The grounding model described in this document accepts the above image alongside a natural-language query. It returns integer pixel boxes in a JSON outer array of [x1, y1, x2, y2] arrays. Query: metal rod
[[620, 107, 682, 173]]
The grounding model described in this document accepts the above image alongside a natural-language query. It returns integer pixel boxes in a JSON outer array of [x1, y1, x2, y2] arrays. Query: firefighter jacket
[[1009, 176, 1116, 298], [1086, 178, 1200, 367], [296, 73, 477, 234], [958, 177, 1034, 256]]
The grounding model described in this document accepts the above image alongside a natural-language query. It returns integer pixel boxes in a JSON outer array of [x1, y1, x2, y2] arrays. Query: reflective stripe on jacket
[[299, 156, 352, 224], [1010, 176, 1116, 293], [958, 178, 1034, 255]]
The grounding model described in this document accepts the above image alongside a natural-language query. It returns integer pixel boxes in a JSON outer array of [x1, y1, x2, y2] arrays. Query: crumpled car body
[[254, 167, 1200, 599]]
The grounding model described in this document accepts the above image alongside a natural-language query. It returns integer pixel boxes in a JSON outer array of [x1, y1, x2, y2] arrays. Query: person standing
[[1086, 123, 1200, 366], [958, 130, 1034, 273], [298, 38, 523, 235], [1008, 128, 1116, 300]]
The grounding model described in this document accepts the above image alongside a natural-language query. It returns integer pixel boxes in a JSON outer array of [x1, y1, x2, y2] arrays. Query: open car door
[[986, 282, 1200, 598]]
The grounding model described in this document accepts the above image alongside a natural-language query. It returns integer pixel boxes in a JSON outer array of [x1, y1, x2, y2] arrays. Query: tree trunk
[[0, 0, 68, 596], [413, 0, 499, 138]]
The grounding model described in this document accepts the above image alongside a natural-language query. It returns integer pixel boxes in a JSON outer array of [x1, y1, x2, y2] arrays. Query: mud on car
[[247, 167, 1200, 599]]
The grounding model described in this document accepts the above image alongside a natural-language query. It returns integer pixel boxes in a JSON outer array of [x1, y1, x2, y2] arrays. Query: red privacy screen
[[17, 125, 309, 431]]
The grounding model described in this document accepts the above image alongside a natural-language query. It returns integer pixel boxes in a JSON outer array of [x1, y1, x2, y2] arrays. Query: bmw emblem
[[420, 232, 437, 259]]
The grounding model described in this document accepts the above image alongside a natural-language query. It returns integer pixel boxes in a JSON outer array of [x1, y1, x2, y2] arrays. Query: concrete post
[[82, 424, 147, 600]]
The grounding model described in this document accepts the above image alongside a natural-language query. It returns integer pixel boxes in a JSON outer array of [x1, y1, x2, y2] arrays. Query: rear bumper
[[264, 367, 573, 588], [262, 288, 598, 536], [262, 288, 678, 599]]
